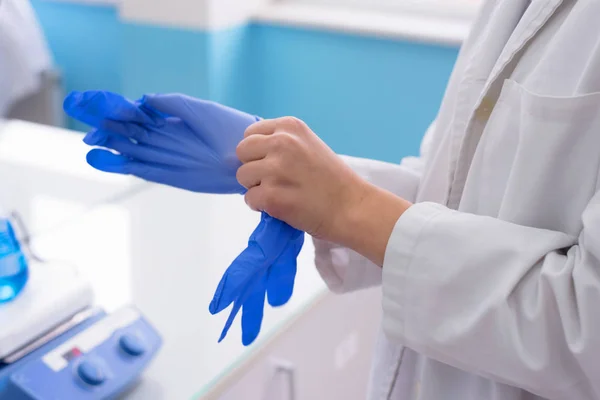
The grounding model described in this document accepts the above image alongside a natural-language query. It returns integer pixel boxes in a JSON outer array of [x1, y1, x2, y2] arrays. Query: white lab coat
[[0, 0, 52, 116], [313, 0, 600, 399]]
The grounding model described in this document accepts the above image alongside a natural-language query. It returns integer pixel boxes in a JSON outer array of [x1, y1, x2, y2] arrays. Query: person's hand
[[63, 91, 258, 194], [236, 117, 368, 242], [237, 117, 412, 265]]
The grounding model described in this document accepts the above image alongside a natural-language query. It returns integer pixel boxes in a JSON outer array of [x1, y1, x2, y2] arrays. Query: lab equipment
[[210, 214, 304, 346], [0, 261, 162, 399], [64, 91, 305, 345], [0, 212, 28, 303]]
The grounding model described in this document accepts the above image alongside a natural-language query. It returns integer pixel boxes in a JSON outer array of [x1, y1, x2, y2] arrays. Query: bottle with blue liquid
[[0, 211, 28, 303]]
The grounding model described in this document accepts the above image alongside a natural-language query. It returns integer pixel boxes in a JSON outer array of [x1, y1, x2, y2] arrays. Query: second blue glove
[[210, 213, 304, 346]]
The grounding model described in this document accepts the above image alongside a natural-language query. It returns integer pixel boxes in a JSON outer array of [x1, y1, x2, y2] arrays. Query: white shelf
[[254, 2, 474, 46], [42, 0, 121, 6]]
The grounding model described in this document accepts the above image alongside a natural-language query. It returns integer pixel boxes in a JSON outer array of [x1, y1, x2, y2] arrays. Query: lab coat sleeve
[[382, 194, 600, 399], [313, 122, 435, 294]]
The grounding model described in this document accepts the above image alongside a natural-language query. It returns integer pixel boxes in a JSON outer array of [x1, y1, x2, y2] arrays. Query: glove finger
[[86, 148, 179, 186], [208, 240, 266, 315], [86, 148, 130, 174], [94, 120, 154, 143], [84, 130, 196, 168], [241, 276, 267, 346], [217, 272, 264, 343], [266, 247, 303, 307], [141, 94, 258, 152], [64, 91, 160, 128], [217, 297, 243, 344], [266, 233, 304, 307], [140, 93, 209, 122], [80, 120, 135, 140], [258, 214, 303, 306], [85, 118, 196, 154], [266, 258, 297, 307]]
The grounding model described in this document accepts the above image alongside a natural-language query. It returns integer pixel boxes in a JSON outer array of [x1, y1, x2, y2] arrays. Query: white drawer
[[211, 287, 382, 400]]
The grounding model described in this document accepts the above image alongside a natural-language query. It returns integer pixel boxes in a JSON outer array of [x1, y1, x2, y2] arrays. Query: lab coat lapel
[[486, 0, 564, 92], [446, 0, 565, 209]]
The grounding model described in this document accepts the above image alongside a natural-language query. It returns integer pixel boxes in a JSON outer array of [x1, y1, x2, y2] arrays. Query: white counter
[[0, 120, 328, 399]]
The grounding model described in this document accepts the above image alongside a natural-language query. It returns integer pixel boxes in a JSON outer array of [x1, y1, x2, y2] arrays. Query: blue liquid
[[0, 219, 29, 303], [0, 252, 28, 303]]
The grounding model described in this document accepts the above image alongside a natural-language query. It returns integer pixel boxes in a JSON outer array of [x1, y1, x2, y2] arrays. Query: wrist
[[336, 181, 412, 267]]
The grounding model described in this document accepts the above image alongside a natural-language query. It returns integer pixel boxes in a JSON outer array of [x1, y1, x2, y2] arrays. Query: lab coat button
[[475, 96, 496, 120], [119, 333, 146, 356], [77, 359, 106, 386]]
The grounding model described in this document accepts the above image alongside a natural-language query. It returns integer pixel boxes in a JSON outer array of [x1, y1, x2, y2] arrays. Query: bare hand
[[236, 117, 411, 266], [236, 117, 368, 243]]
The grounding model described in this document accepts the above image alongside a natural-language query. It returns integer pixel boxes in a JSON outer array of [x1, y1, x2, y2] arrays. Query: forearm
[[337, 155, 422, 203], [313, 156, 423, 294], [323, 123, 434, 265], [333, 181, 412, 267]]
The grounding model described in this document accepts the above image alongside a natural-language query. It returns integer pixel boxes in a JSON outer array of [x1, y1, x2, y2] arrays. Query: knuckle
[[270, 134, 285, 151], [244, 119, 268, 138], [271, 132, 296, 152], [279, 116, 305, 131], [268, 156, 283, 174]]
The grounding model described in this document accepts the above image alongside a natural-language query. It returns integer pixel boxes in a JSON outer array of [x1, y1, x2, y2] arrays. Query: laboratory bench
[[0, 120, 381, 400]]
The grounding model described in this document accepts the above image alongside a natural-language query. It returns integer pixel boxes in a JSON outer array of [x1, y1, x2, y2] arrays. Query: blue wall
[[249, 25, 458, 161], [30, 2, 121, 95], [30, 1, 459, 162]]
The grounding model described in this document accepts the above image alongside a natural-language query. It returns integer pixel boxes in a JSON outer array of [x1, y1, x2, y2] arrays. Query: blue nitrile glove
[[64, 90, 257, 193], [210, 214, 304, 346], [64, 91, 304, 345]]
